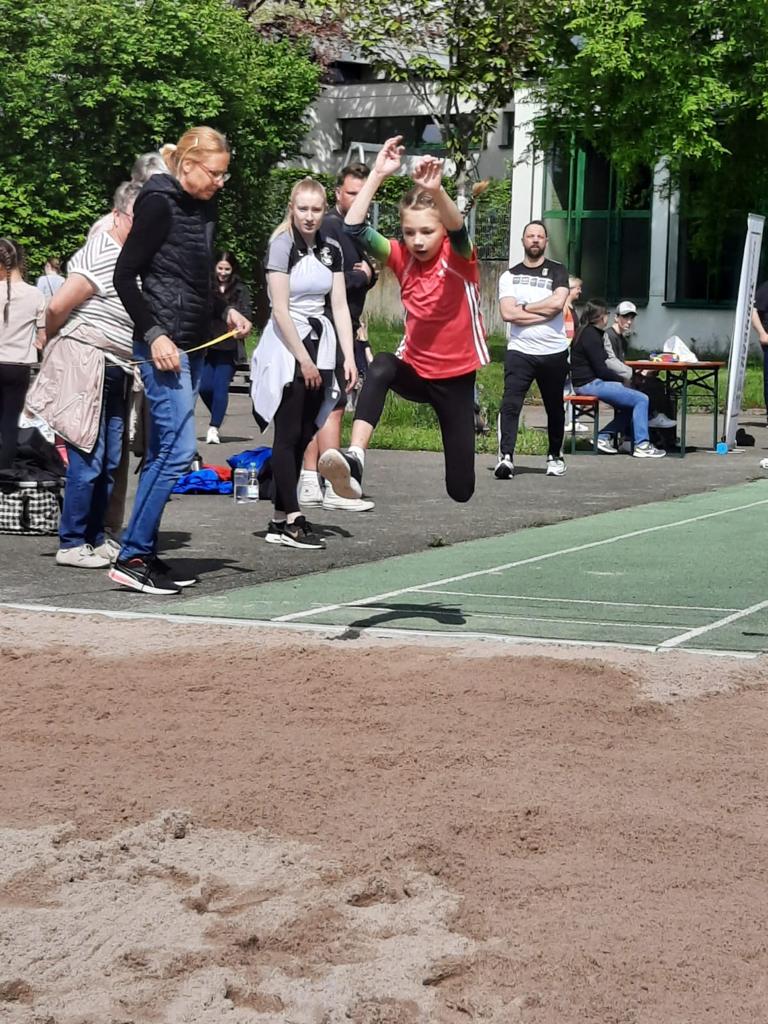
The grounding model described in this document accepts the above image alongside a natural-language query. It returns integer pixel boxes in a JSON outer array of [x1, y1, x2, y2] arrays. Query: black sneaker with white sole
[[494, 454, 514, 479], [317, 448, 363, 499], [153, 556, 198, 587], [280, 516, 326, 550], [265, 519, 286, 544], [109, 557, 182, 595]]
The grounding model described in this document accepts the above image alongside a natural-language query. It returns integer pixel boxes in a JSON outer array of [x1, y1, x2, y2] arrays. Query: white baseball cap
[[616, 300, 638, 316]]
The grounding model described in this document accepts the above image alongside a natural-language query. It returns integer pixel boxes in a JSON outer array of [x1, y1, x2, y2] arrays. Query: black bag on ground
[[0, 480, 62, 535]]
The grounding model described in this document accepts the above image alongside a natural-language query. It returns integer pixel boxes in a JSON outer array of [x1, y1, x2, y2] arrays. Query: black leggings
[[499, 348, 569, 458], [356, 352, 476, 503], [0, 363, 31, 470], [272, 368, 325, 515]]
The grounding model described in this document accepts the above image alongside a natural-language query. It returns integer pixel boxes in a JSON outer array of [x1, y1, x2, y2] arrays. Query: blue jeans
[[199, 353, 236, 427], [575, 379, 650, 444], [59, 365, 128, 549], [119, 345, 203, 561]]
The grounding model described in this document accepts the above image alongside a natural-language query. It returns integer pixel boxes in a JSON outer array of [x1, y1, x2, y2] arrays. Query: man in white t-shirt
[[496, 220, 570, 479]]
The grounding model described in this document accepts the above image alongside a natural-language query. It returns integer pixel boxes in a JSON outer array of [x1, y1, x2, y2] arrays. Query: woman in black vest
[[113, 126, 251, 595]]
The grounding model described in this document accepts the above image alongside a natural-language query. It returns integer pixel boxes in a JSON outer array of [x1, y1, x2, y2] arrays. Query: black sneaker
[[109, 557, 182, 595], [494, 454, 514, 479], [153, 556, 198, 587], [280, 516, 326, 550], [318, 448, 363, 499], [265, 519, 286, 544]]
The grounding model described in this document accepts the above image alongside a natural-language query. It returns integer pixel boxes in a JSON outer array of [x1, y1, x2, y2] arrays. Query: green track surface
[[169, 481, 768, 654]]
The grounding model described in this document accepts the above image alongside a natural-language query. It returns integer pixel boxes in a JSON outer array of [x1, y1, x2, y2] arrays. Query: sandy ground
[[2, 608, 768, 1023]]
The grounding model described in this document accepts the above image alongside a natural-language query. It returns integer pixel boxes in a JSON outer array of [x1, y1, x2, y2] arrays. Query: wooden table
[[625, 361, 726, 457]]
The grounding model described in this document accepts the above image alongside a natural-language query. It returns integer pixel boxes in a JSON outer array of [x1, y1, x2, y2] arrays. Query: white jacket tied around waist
[[250, 251, 341, 428]]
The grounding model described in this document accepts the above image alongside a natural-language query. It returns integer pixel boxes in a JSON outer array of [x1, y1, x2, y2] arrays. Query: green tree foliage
[[340, 0, 554, 199], [0, 0, 320, 273], [532, 0, 768, 253]]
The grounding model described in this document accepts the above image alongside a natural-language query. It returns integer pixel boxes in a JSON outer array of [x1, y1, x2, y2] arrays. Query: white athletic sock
[[347, 445, 365, 467]]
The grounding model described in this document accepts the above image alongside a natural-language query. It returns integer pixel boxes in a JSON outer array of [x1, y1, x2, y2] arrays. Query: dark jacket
[[114, 173, 223, 351], [570, 324, 628, 387], [211, 278, 252, 360], [321, 206, 375, 328]]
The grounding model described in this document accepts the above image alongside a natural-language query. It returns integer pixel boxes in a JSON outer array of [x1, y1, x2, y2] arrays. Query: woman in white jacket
[[251, 178, 356, 550]]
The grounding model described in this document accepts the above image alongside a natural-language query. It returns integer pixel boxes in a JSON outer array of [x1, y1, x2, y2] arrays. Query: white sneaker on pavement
[[546, 455, 567, 476], [56, 544, 111, 569], [206, 426, 220, 444], [596, 437, 618, 454], [648, 413, 677, 429], [297, 470, 324, 507], [322, 482, 375, 512], [494, 454, 514, 479], [632, 441, 666, 458], [93, 537, 121, 563]]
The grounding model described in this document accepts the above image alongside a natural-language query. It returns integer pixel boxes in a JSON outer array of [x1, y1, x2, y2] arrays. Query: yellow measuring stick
[[128, 329, 238, 367]]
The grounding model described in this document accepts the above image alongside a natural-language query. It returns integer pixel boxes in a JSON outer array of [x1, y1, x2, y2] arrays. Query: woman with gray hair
[[27, 181, 143, 568], [88, 151, 169, 240]]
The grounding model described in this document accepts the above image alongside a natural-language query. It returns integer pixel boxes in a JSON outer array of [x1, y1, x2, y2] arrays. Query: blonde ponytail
[[269, 177, 327, 243]]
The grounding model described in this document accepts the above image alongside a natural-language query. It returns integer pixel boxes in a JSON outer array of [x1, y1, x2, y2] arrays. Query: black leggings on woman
[[0, 364, 31, 470], [272, 368, 325, 515], [355, 352, 476, 503]]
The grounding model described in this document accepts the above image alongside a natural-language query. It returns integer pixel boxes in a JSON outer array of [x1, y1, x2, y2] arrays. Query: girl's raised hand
[[411, 155, 443, 193], [374, 136, 405, 177]]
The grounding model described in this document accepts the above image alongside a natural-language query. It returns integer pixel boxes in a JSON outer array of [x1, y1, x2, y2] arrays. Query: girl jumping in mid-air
[[319, 136, 489, 504]]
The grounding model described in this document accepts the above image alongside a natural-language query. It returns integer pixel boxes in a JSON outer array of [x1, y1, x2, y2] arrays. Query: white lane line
[[659, 599, 768, 650], [274, 496, 768, 622], [0, 603, 759, 659], [341, 604, 677, 632], [421, 590, 739, 613]]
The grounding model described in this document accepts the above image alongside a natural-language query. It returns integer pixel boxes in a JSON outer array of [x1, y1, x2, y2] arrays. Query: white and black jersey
[[498, 258, 569, 356]]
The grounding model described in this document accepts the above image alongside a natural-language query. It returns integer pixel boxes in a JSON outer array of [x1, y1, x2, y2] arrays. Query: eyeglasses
[[199, 164, 231, 184]]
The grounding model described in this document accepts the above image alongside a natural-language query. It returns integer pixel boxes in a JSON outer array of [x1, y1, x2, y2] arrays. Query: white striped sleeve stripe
[[465, 280, 490, 365]]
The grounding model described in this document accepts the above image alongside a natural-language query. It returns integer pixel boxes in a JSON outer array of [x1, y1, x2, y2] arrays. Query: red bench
[[563, 394, 600, 454]]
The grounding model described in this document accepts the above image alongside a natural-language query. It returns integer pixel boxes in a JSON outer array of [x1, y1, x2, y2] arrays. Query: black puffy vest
[[136, 174, 218, 350]]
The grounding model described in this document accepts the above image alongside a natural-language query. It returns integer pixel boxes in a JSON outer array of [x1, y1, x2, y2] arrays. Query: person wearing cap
[[606, 301, 676, 444]]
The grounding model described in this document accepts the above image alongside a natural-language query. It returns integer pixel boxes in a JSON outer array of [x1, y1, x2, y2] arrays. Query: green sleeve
[[345, 223, 391, 263], [447, 224, 473, 260]]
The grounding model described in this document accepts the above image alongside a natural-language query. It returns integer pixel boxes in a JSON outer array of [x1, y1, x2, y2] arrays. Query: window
[[670, 168, 753, 306], [339, 116, 432, 154], [542, 138, 651, 304], [499, 111, 514, 150]]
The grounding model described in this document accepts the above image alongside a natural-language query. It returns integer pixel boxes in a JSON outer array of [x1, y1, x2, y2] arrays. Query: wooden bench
[[563, 394, 600, 455]]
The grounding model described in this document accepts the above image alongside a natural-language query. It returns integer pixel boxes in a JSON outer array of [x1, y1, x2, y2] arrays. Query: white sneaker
[[56, 544, 111, 569], [297, 471, 324, 507], [648, 413, 677, 429], [93, 537, 121, 563], [322, 482, 375, 512], [571, 420, 590, 433], [205, 426, 220, 444], [596, 437, 618, 455], [546, 455, 566, 477], [632, 441, 666, 459]]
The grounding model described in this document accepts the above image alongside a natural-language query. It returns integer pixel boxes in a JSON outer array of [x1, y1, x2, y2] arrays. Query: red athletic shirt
[[386, 235, 489, 379]]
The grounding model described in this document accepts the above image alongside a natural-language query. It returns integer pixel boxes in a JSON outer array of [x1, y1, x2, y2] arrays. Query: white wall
[[293, 82, 514, 181]]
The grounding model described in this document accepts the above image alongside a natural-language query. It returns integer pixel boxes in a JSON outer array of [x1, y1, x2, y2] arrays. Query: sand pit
[[2, 608, 768, 1023]]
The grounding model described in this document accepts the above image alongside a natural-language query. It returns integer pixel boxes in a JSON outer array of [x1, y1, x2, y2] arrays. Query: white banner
[[724, 213, 765, 448]]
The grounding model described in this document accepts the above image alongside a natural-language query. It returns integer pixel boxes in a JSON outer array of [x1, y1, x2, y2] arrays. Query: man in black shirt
[[299, 163, 376, 511]]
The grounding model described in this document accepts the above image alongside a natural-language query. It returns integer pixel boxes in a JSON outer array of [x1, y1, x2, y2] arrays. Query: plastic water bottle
[[246, 462, 260, 501], [233, 467, 249, 503]]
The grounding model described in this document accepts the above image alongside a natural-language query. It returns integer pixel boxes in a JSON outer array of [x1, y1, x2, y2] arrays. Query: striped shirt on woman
[[66, 233, 134, 359]]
